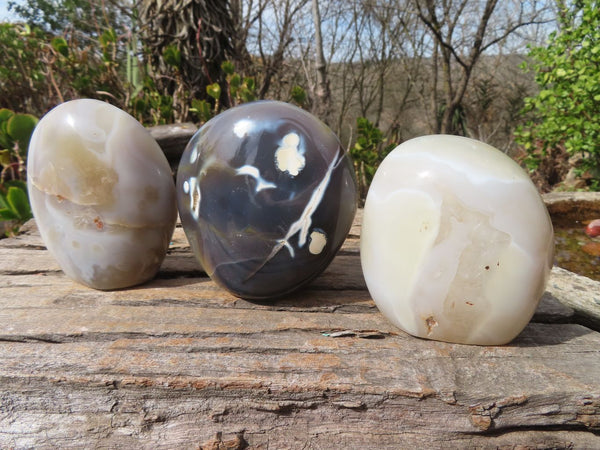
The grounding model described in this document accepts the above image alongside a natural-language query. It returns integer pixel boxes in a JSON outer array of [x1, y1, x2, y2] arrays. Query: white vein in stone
[[245, 150, 343, 280], [235, 165, 277, 192], [187, 176, 200, 220]]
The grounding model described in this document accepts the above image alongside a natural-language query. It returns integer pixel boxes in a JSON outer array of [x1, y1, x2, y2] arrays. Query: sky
[[0, 0, 21, 22]]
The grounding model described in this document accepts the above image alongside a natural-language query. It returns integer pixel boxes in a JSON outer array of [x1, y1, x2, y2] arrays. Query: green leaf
[[221, 60, 235, 75], [162, 45, 181, 68], [290, 85, 306, 105], [7, 113, 38, 154], [6, 179, 27, 191], [0, 149, 10, 166], [0, 129, 12, 150], [229, 73, 241, 90], [100, 28, 117, 47], [6, 185, 31, 221], [0, 108, 14, 123], [240, 91, 255, 103], [0, 208, 19, 221], [51, 36, 69, 57], [190, 99, 212, 123], [244, 77, 255, 92], [0, 190, 9, 210], [133, 97, 148, 115], [206, 83, 221, 100]]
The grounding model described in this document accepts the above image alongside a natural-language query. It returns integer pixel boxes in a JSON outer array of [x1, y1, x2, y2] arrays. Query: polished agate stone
[[585, 219, 600, 238], [176, 101, 357, 299], [361, 135, 554, 345], [27, 99, 177, 289]]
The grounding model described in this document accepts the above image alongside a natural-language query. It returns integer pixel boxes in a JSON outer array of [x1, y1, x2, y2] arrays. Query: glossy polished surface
[[28, 99, 177, 289], [585, 219, 600, 238], [177, 101, 357, 299], [361, 135, 554, 345]]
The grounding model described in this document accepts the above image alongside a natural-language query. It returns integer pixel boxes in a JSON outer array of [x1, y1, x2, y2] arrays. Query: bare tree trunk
[[373, 25, 387, 129], [138, 0, 236, 117], [431, 40, 440, 133], [229, 0, 263, 75], [311, 0, 331, 122], [257, 0, 308, 99], [414, 0, 540, 135]]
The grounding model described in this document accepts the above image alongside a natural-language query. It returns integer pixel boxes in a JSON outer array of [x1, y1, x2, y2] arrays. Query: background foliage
[[0, 0, 598, 232], [517, 0, 600, 190], [0, 108, 36, 236]]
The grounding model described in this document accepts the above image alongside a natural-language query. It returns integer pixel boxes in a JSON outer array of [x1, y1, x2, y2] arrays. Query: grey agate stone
[[176, 101, 357, 299]]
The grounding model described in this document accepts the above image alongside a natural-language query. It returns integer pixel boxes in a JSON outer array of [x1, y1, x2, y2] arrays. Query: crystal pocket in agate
[[176, 101, 357, 300], [361, 135, 554, 345], [27, 99, 177, 290]]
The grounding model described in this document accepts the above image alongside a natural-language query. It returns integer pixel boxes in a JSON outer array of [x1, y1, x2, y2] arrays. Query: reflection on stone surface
[[361, 135, 554, 345], [177, 101, 357, 300], [28, 99, 177, 290], [585, 219, 600, 238]]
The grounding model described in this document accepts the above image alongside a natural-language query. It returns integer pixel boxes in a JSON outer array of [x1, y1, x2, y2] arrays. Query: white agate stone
[[361, 135, 554, 345], [27, 99, 177, 289]]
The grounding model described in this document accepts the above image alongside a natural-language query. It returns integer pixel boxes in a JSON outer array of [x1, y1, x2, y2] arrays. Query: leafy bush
[[0, 108, 37, 237], [0, 23, 129, 118], [516, 0, 600, 190], [131, 76, 176, 126], [190, 61, 257, 124], [0, 24, 51, 116], [350, 117, 395, 201], [0, 180, 32, 235]]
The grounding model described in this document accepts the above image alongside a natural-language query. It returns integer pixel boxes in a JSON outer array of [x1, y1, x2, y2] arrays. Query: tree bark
[[415, 0, 500, 134], [311, 0, 331, 122]]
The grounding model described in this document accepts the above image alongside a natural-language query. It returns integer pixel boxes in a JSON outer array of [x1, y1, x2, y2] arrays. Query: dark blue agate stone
[[176, 101, 357, 299]]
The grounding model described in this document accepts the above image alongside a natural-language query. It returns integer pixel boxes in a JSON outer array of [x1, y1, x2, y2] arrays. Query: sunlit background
[[0, 0, 20, 21]]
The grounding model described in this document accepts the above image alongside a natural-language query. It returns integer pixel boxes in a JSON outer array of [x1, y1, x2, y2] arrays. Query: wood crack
[[465, 423, 600, 436], [2, 208, 600, 448]]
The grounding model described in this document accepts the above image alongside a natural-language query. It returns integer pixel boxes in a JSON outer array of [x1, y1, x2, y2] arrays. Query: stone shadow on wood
[[509, 322, 594, 348]]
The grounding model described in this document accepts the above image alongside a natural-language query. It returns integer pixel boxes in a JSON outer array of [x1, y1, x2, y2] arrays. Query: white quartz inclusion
[[235, 165, 276, 192], [361, 135, 554, 345], [309, 230, 327, 254], [275, 132, 305, 176]]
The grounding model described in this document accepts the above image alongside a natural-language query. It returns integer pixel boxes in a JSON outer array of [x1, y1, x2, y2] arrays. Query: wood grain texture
[[1, 215, 599, 448], [149, 122, 197, 170], [543, 191, 600, 224], [547, 266, 600, 329]]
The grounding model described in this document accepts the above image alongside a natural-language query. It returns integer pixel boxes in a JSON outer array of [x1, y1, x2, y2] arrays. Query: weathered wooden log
[[543, 191, 600, 224], [149, 122, 197, 169], [1, 212, 599, 448], [547, 266, 600, 329]]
